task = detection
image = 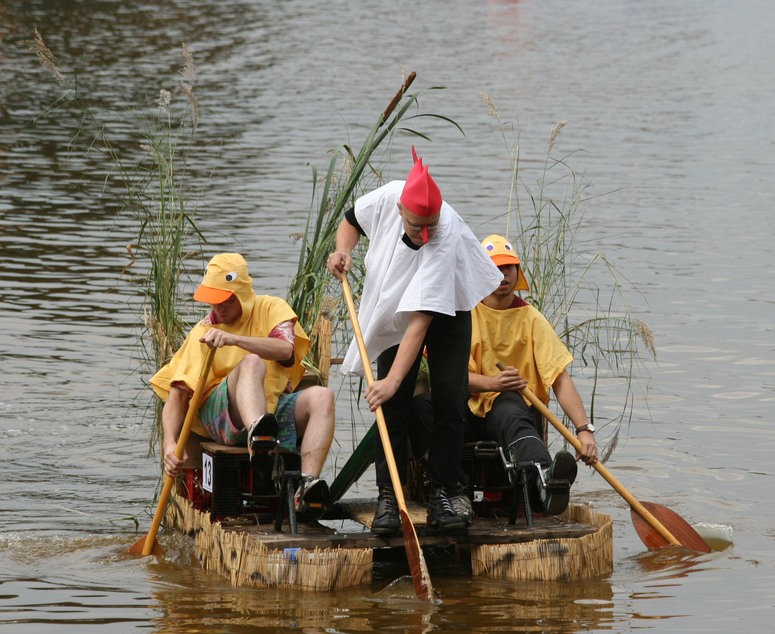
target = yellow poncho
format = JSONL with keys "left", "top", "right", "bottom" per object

{"left": 150, "top": 290, "right": 310, "bottom": 438}
{"left": 468, "top": 300, "right": 573, "bottom": 418}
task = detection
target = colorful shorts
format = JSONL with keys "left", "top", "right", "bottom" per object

{"left": 198, "top": 380, "right": 300, "bottom": 453}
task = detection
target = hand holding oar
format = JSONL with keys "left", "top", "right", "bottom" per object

{"left": 496, "top": 362, "right": 710, "bottom": 553}
{"left": 341, "top": 273, "right": 435, "bottom": 602}
{"left": 130, "top": 347, "right": 216, "bottom": 557}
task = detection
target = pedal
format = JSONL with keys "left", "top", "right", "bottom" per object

{"left": 473, "top": 440, "right": 500, "bottom": 459}
{"left": 296, "top": 479, "right": 331, "bottom": 516}
{"left": 250, "top": 435, "right": 279, "bottom": 454}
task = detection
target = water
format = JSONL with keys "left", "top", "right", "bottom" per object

{"left": 2, "top": 0, "right": 774, "bottom": 631}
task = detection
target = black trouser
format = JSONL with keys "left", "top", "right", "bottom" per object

{"left": 466, "top": 392, "right": 551, "bottom": 468}
{"left": 374, "top": 310, "right": 471, "bottom": 492}
{"left": 413, "top": 391, "right": 552, "bottom": 486}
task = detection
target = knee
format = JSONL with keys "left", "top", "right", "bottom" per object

{"left": 306, "top": 385, "right": 335, "bottom": 415}
{"left": 236, "top": 354, "right": 267, "bottom": 377}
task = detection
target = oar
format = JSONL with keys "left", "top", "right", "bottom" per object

{"left": 341, "top": 274, "right": 435, "bottom": 602}
{"left": 496, "top": 363, "right": 711, "bottom": 553}
{"left": 130, "top": 346, "right": 216, "bottom": 557}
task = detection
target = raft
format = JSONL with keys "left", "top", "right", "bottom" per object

{"left": 163, "top": 439, "right": 613, "bottom": 590}
{"left": 161, "top": 319, "right": 613, "bottom": 590}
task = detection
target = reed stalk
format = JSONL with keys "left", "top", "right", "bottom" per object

{"left": 481, "top": 94, "right": 655, "bottom": 449}
{"left": 287, "top": 73, "right": 464, "bottom": 376}
{"left": 30, "top": 32, "right": 208, "bottom": 451}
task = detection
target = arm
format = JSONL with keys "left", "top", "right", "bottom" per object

{"left": 199, "top": 328, "right": 293, "bottom": 362}
{"left": 364, "top": 311, "right": 433, "bottom": 411}
{"left": 161, "top": 385, "right": 192, "bottom": 477}
{"left": 469, "top": 363, "right": 528, "bottom": 393}
{"left": 326, "top": 218, "right": 362, "bottom": 280}
{"left": 552, "top": 369, "right": 598, "bottom": 464}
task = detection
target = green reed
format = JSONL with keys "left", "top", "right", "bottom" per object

{"left": 287, "top": 72, "right": 464, "bottom": 376}
{"left": 30, "top": 31, "right": 207, "bottom": 449}
{"left": 482, "top": 94, "right": 655, "bottom": 454}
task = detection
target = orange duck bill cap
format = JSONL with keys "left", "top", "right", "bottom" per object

{"left": 193, "top": 253, "right": 253, "bottom": 304}
{"left": 481, "top": 234, "right": 529, "bottom": 291}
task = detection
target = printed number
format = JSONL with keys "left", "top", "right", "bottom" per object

{"left": 202, "top": 453, "right": 214, "bottom": 492}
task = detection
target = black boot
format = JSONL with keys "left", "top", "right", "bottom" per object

{"left": 449, "top": 483, "right": 474, "bottom": 527}
{"left": 372, "top": 486, "right": 400, "bottom": 535}
{"left": 426, "top": 486, "right": 467, "bottom": 531}
{"left": 538, "top": 450, "right": 578, "bottom": 515}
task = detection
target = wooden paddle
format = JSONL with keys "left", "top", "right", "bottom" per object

{"left": 496, "top": 363, "right": 711, "bottom": 553}
{"left": 130, "top": 346, "right": 216, "bottom": 557}
{"left": 341, "top": 274, "right": 435, "bottom": 602}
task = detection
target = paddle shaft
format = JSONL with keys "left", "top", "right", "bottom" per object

{"left": 139, "top": 347, "right": 216, "bottom": 556}
{"left": 341, "top": 274, "right": 433, "bottom": 602}
{"left": 495, "top": 363, "right": 683, "bottom": 548}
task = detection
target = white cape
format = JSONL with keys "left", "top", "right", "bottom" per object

{"left": 341, "top": 181, "right": 502, "bottom": 376}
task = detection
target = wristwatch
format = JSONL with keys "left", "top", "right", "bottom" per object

{"left": 575, "top": 423, "right": 595, "bottom": 435}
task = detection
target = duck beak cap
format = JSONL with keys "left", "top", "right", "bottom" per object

{"left": 400, "top": 146, "right": 442, "bottom": 217}
{"left": 482, "top": 234, "right": 529, "bottom": 291}
{"left": 193, "top": 253, "right": 252, "bottom": 304}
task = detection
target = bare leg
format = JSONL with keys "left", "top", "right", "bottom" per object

{"left": 293, "top": 386, "right": 335, "bottom": 477}
{"left": 226, "top": 354, "right": 268, "bottom": 429}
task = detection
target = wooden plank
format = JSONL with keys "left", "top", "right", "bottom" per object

{"left": 205, "top": 501, "right": 597, "bottom": 552}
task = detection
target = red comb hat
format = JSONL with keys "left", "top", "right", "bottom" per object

{"left": 400, "top": 146, "right": 442, "bottom": 217}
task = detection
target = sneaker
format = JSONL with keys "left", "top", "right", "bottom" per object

{"left": 294, "top": 475, "right": 331, "bottom": 518}
{"left": 247, "top": 413, "right": 278, "bottom": 459}
{"left": 426, "top": 486, "right": 467, "bottom": 531}
{"left": 539, "top": 450, "right": 578, "bottom": 515}
{"left": 449, "top": 484, "right": 473, "bottom": 527}
{"left": 371, "top": 486, "right": 401, "bottom": 535}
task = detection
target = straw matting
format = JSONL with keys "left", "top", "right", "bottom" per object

{"left": 470, "top": 503, "right": 613, "bottom": 581}
{"left": 165, "top": 491, "right": 373, "bottom": 590}
{"left": 340, "top": 500, "right": 428, "bottom": 528}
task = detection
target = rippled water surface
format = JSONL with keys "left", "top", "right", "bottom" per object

{"left": 2, "top": 0, "right": 774, "bottom": 631}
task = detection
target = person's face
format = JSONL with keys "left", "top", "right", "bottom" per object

{"left": 493, "top": 263, "right": 519, "bottom": 296}
{"left": 397, "top": 202, "right": 440, "bottom": 246}
{"left": 210, "top": 293, "right": 242, "bottom": 324}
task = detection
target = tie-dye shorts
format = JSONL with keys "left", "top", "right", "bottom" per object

{"left": 197, "top": 379, "right": 300, "bottom": 453}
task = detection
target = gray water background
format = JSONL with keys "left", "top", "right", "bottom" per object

{"left": 1, "top": 0, "right": 774, "bottom": 631}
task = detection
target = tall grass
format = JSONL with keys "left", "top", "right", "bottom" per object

{"left": 482, "top": 94, "right": 655, "bottom": 455}
{"left": 30, "top": 31, "right": 209, "bottom": 448}
{"left": 288, "top": 72, "right": 464, "bottom": 376}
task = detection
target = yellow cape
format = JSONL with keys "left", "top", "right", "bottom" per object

{"left": 468, "top": 300, "right": 573, "bottom": 418}
{"left": 150, "top": 294, "right": 311, "bottom": 438}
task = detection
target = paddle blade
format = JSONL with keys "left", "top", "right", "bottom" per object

{"left": 400, "top": 509, "right": 434, "bottom": 602}
{"left": 631, "top": 501, "right": 712, "bottom": 553}
{"left": 129, "top": 534, "right": 164, "bottom": 558}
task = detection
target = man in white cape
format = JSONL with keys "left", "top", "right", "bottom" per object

{"left": 327, "top": 147, "right": 502, "bottom": 534}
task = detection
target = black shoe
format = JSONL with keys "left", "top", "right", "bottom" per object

{"left": 372, "top": 486, "right": 400, "bottom": 535}
{"left": 247, "top": 413, "right": 279, "bottom": 459}
{"left": 539, "top": 450, "right": 578, "bottom": 515}
{"left": 294, "top": 475, "right": 331, "bottom": 519}
{"left": 449, "top": 484, "right": 474, "bottom": 527}
{"left": 426, "top": 486, "right": 467, "bottom": 531}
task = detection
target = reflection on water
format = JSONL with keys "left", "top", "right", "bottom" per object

{"left": 2, "top": 0, "right": 774, "bottom": 631}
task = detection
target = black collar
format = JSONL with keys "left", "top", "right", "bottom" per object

{"left": 401, "top": 233, "right": 421, "bottom": 250}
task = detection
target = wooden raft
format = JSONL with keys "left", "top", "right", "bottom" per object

{"left": 165, "top": 490, "right": 373, "bottom": 590}
{"left": 165, "top": 490, "right": 612, "bottom": 589}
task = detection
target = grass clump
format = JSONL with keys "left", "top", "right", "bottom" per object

{"left": 481, "top": 94, "right": 655, "bottom": 456}
{"left": 288, "top": 72, "right": 464, "bottom": 378}
{"left": 29, "top": 30, "right": 210, "bottom": 448}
